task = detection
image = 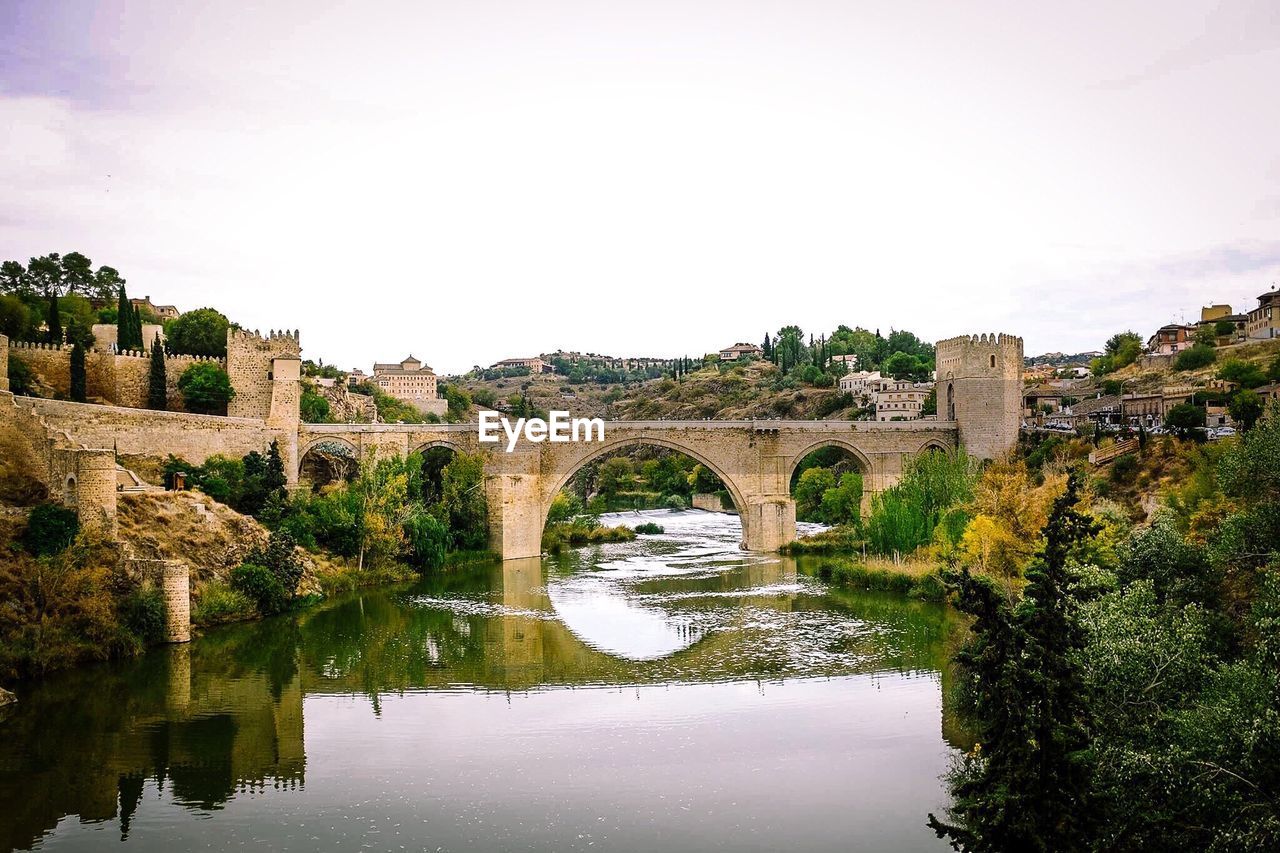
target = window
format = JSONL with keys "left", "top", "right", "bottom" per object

{"left": 989, "top": 354, "right": 996, "bottom": 368}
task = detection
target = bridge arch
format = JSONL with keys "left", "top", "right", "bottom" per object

{"left": 539, "top": 435, "right": 750, "bottom": 538}
{"left": 785, "top": 438, "right": 874, "bottom": 487}
{"left": 408, "top": 438, "right": 466, "bottom": 457}
{"left": 298, "top": 437, "right": 360, "bottom": 488}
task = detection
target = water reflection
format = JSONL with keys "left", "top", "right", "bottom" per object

{"left": 0, "top": 510, "right": 964, "bottom": 852}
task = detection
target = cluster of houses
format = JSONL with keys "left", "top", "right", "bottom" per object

{"left": 1147, "top": 288, "right": 1280, "bottom": 355}
{"left": 837, "top": 371, "right": 933, "bottom": 421}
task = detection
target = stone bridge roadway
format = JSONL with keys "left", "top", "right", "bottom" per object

{"left": 300, "top": 419, "right": 958, "bottom": 559}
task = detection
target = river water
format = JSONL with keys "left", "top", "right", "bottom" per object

{"left": 0, "top": 509, "right": 964, "bottom": 852}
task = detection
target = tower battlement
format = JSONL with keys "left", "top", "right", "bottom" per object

{"left": 935, "top": 332, "right": 1023, "bottom": 460}
{"left": 226, "top": 327, "right": 301, "bottom": 422}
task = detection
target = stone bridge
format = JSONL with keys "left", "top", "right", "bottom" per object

{"left": 299, "top": 419, "right": 960, "bottom": 558}
{"left": 3, "top": 329, "right": 1022, "bottom": 562}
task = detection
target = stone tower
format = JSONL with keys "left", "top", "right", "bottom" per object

{"left": 935, "top": 332, "right": 1023, "bottom": 460}
{"left": 226, "top": 328, "right": 302, "bottom": 424}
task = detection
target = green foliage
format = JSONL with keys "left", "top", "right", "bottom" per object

{"left": 165, "top": 307, "right": 230, "bottom": 357}
{"left": 442, "top": 384, "right": 472, "bottom": 422}
{"left": 0, "top": 293, "right": 37, "bottom": 341}
{"left": 634, "top": 522, "right": 664, "bottom": 534}
{"left": 21, "top": 503, "right": 80, "bottom": 556}
{"left": 190, "top": 581, "right": 255, "bottom": 626}
{"left": 1164, "top": 402, "right": 1205, "bottom": 438}
{"left": 819, "top": 472, "right": 864, "bottom": 527}
{"left": 0, "top": 251, "right": 125, "bottom": 300}
{"left": 1174, "top": 343, "right": 1216, "bottom": 371}
{"left": 433, "top": 452, "right": 489, "bottom": 550}
{"left": 1091, "top": 332, "right": 1143, "bottom": 375}
{"left": 178, "top": 361, "right": 234, "bottom": 414}
{"left": 1218, "top": 357, "right": 1268, "bottom": 389}
{"left": 230, "top": 563, "right": 287, "bottom": 615}
{"left": 147, "top": 333, "right": 167, "bottom": 410}
{"left": 68, "top": 340, "right": 86, "bottom": 402}
{"left": 865, "top": 450, "right": 979, "bottom": 555}
{"left": 7, "top": 353, "right": 36, "bottom": 396}
{"left": 300, "top": 385, "right": 333, "bottom": 423}
{"left": 794, "top": 467, "right": 836, "bottom": 521}
{"left": 245, "top": 528, "right": 303, "bottom": 599}
{"left": 1228, "top": 389, "right": 1264, "bottom": 431}
{"left": 930, "top": 474, "right": 1098, "bottom": 851}
{"left": 1213, "top": 318, "right": 1237, "bottom": 338}
{"left": 120, "top": 583, "right": 167, "bottom": 645}
{"left": 403, "top": 511, "right": 449, "bottom": 571}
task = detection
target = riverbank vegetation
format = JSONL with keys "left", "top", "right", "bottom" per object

{"left": 926, "top": 406, "right": 1280, "bottom": 850}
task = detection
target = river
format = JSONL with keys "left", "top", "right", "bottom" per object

{"left": 0, "top": 509, "right": 965, "bottom": 852}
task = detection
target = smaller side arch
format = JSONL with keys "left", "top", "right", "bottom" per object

{"left": 408, "top": 438, "right": 466, "bottom": 458}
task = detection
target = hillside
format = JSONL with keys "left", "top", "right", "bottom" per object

{"left": 454, "top": 359, "right": 866, "bottom": 421}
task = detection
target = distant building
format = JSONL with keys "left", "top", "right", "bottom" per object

{"left": 875, "top": 381, "right": 931, "bottom": 422}
{"left": 370, "top": 355, "right": 447, "bottom": 416}
{"left": 1146, "top": 324, "right": 1196, "bottom": 355}
{"left": 828, "top": 353, "right": 858, "bottom": 372}
{"left": 348, "top": 368, "right": 368, "bottom": 385}
{"left": 492, "top": 357, "right": 551, "bottom": 374}
{"left": 132, "top": 296, "right": 180, "bottom": 320}
{"left": 838, "top": 370, "right": 884, "bottom": 400}
{"left": 718, "top": 342, "right": 763, "bottom": 361}
{"left": 1196, "top": 304, "right": 1246, "bottom": 343}
{"left": 1246, "top": 288, "right": 1280, "bottom": 340}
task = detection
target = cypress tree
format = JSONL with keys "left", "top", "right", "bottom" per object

{"left": 147, "top": 333, "right": 167, "bottom": 410}
{"left": 47, "top": 294, "right": 62, "bottom": 344}
{"left": 265, "top": 439, "right": 287, "bottom": 493}
{"left": 929, "top": 473, "right": 1098, "bottom": 851}
{"left": 70, "top": 340, "right": 86, "bottom": 401}
{"left": 132, "top": 302, "right": 144, "bottom": 351}
{"left": 116, "top": 286, "right": 132, "bottom": 350}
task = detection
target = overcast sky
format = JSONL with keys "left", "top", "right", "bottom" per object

{"left": 3, "top": 1, "right": 1279, "bottom": 373}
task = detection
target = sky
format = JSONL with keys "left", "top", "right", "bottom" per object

{"left": 2, "top": 0, "right": 1279, "bottom": 373}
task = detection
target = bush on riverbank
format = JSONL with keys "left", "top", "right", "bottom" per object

{"left": 634, "top": 522, "right": 664, "bottom": 535}
{"left": 542, "top": 516, "right": 637, "bottom": 554}
{"left": 809, "top": 556, "right": 950, "bottom": 602}
{"left": 190, "top": 580, "right": 255, "bottom": 626}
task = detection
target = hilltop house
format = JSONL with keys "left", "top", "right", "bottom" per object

{"left": 1246, "top": 288, "right": 1280, "bottom": 340}
{"left": 718, "top": 342, "right": 763, "bottom": 361}
{"left": 1146, "top": 324, "right": 1196, "bottom": 355}
{"left": 492, "top": 356, "right": 551, "bottom": 374}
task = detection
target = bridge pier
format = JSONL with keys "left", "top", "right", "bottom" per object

{"left": 487, "top": 472, "right": 544, "bottom": 560}
{"left": 740, "top": 497, "right": 796, "bottom": 552}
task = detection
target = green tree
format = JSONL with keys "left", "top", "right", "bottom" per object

{"left": 1193, "top": 324, "right": 1218, "bottom": 347}
{"left": 433, "top": 451, "right": 489, "bottom": 550}
{"left": 1164, "top": 402, "right": 1205, "bottom": 439}
{"left": 0, "top": 294, "right": 36, "bottom": 341}
{"left": 929, "top": 474, "right": 1098, "bottom": 852}
{"left": 819, "top": 472, "right": 863, "bottom": 527}
{"left": 178, "top": 361, "right": 235, "bottom": 414}
{"left": 165, "top": 308, "right": 230, "bottom": 357}
{"left": 1218, "top": 358, "right": 1268, "bottom": 389}
{"left": 300, "top": 386, "right": 332, "bottom": 423}
{"left": 794, "top": 467, "right": 836, "bottom": 522}
{"left": 46, "top": 293, "right": 61, "bottom": 344}
{"left": 1174, "top": 344, "right": 1215, "bottom": 371}
{"left": 1213, "top": 318, "right": 1237, "bottom": 338}
{"left": 1229, "top": 389, "right": 1265, "bottom": 431}
{"left": 115, "top": 286, "right": 136, "bottom": 350}
{"left": 147, "top": 333, "right": 167, "bottom": 410}
{"left": 69, "top": 340, "right": 86, "bottom": 402}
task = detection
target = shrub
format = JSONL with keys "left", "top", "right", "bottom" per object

{"left": 663, "top": 494, "right": 688, "bottom": 510}
{"left": 165, "top": 307, "right": 230, "bottom": 357}
{"left": 191, "top": 580, "right": 255, "bottom": 625}
{"left": 230, "top": 563, "right": 287, "bottom": 615}
{"left": 21, "top": 503, "right": 79, "bottom": 556}
{"left": 120, "top": 583, "right": 167, "bottom": 644}
{"left": 178, "top": 361, "right": 235, "bottom": 414}
{"left": 403, "top": 511, "right": 448, "bottom": 571}
{"left": 1173, "top": 344, "right": 1216, "bottom": 371}
{"left": 635, "top": 522, "right": 665, "bottom": 534}
{"left": 1110, "top": 453, "right": 1139, "bottom": 483}
{"left": 245, "top": 529, "right": 304, "bottom": 599}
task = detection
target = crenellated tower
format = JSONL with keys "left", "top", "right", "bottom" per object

{"left": 226, "top": 328, "right": 302, "bottom": 426}
{"left": 934, "top": 332, "right": 1023, "bottom": 460}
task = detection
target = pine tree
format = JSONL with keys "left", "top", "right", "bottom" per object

{"left": 763, "top": 333, "right": 773, "bottom": 360}
{"left": 929, "top": 473, "right": 1098, "bottom": 852}
{"left": 147, "top": 333, "right": 167, "bottom": 410}
{"left": 47, "top": 294, "right": 62, "bottom": 344}
{"left": 265, "top": 439, "right": 288, "bottom": 493}
{"left": 70, "top": 340, "right": 86, "bottom": 401}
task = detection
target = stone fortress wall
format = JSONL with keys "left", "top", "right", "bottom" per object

{"left": 7, "top": 339, "right": 223, "bottom": 411}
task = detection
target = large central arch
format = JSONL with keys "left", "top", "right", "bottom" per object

{"left": 538, "top": 435, "right": 751, "bottom": 545}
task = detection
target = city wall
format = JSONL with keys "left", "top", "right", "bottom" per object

{"left": 7, "top": 340, "right": 223, "bottom": 411}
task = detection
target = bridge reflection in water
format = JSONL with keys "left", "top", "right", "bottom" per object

{"left": 0, "top": 513, "right": 969, "bottom": 851}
